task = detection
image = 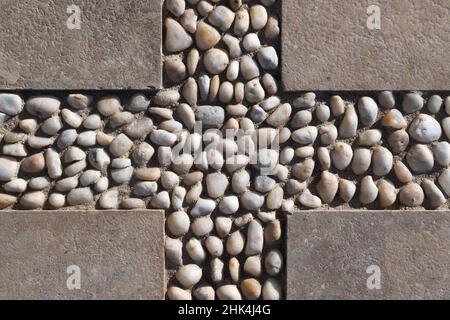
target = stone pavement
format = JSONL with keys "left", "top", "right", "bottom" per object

{"left": 0, "top": 0, "right": 161, "bottom": 89}
{"left": 287, "top": 211, "right": 450, "bottom": 300}
{"left": 0, "top": 0, "right": 449, "bottom": 301}
{"left": 282, "top": 0, "right": 450, "bottom": 91}
{"left": 0, "top": 210, "right": 165, "bottom": 300}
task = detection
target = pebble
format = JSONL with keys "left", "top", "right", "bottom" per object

{"left": 265, "top": 250, "right": 283, "bottom": 276}
{"left": 408, "top": 114, "right": 441, "bottom": 143}
{"left": 438, "top": 168, "right": 450, "bottom": 197}
{"left": 422, "top": 180, "right": 446, "bottom": 208}
{"left": 377, "top": 179, "right": 397, "bottom": 208}
{"left": 263, "top": 278, "right": 281, "bottom": 300}
{"left": 250, "top": 5, "right": 268, "bottom": 30}
{"left": 205, "top": 236, "right": 224, "bottom": 257}
{"left": 402, "top": 93, "right": 424, "bottom": 114}
{"left": 406, "top": 144, "right": 434, "bottom": 174}
{"left": 126, "top": 93, "right": 150, "bottom": 113}
{"left": 153, "top": 90, "right": 180, "bottom": 107}
{"left": 292, "top": 158, "right": 315, "bottom": 181}
{"left": 319, "top": 125, "right": 338, "bottom": 145}
{"left": 164, "top": 18, "right": 193, "bottom": 53}
{"left": 330, "top": 95, "right": 345, "bottom": 116}
{"left": 393, "top": 161, "right": 413, "bottom": 183}
{"left": 196, "top": 106, "right": 225, "bottom": 127}
{"left": 67, "top": 94, "right": 92, "bottom": 110}
{"left": 316, "top": 104, "right": 330, "bottom": 122}
{"left": 257, "top": 46, "right": 278, "bottom": 70}
{"left": 399, "top": 183, "right": 424, "bottom": 207}
{"left": 20, "top": 191, "right": 46, "bottom": 209}
{"left": 25, "top": 96, "right": 60, "bottom": 118}
{"left": 96, "top": 96, "right": 122, "bottom": 117}
{"left": 234, "top": 7, "right": 249, "bottom": 36}
{"left": 241, "top": 191, "right": 265, "bottom": 211}
{"left": 21, "top": 153, "right": 45, "bottom": 173}
{"left": 215, "top": 217, "right": 232, "bottom": 238}
{"left": 167, "top": 210, "right": 190, "bottom": 237}
{"left": 88, "top": 148, "right": 110, "bottom": 171}
{"left": 191, "top": 198, "right": 216, "bottom": 217}
{"left": 298, "top": 189, "right": 322, "bottom": 208}
{"left": 351, "top": 148, "right": 372, "bottom": 175}
{"left": 28, "top": 177, "right": 50, "bottom": 190}
{"left": 176, "top": 264, "right": 202, "bottom": 289}
{"left": 3, "top": 144, "right": 27, "bottom": 157}
{"left": 292, "top": 126, "right": 318, "bottom": 145}
{"left": 0, "top": 93, "right": 24, "bottom": 115}
{"left": 331, "top": 143, "right": 353, "bottom": 170}
{"left": 203, "top": 49, "right": 229, "bottom": 74}
{"left": 3, "top": 179, "right": 28, "bottom": 193}
{"left": 19, "top": 119, "right": 38, "bottom": 133}
{"left": 245, "top": 220, "right": 264, "bottom": 255}
{"left": 191, "top": 216, "right": 213, "bottom": 237}
{"left": 219, "top": 196, "right": 239, "bottom": 215}
{"left": 186, "top": 238, "right": 206, "bottom": 264}
{"left": 167, "top": 287, "right": 191, "bottom": 300}
{"left": 49, "top": 193, "right": 66, "bottom": 208}
{"left": 372, "top": 146, "right": 393, "bottom": 176}
{"left": 42, "top": 116, "right": 63, "bottom": 135}
{"left": 427, "top": 95, "right": 443, "bottom": 113}
{"left": 381, "top": 109, "right": 407, "bottom": 129}
{"left": 339, "top": 105, "right": 358, "bottom": 138}
{"left": 241, "top": 279, "right": 261, "bottom": 300}
{"left": 67, "top": 188, "right": 94, "bottom": 206}
{"left": 208, "top": 5, "right": 235, "bottom": 31}
{"left": 61, "top": 109, "right": 82, "bottom": 128}
{"left": 0, "top": 193, "right": 17, "bottom": 209}
{"left": 245, "top": 79, "right": 265, "bottom": 103}
{"left": 317, "top": 171, "right": 339, "bottom": 204}
{"left": 339, "top": 179, "right": 356, "bottom": 203}
{"left": 227, "top": 231, "right": 245, "bottom": 256}
{"left": 99, "top": 190, "right": 119, "bottom": 209}
{"left": 359, "top": 176, "right": 378, "bottom": 205}
{"left": 433, "top": 142, "right": 450, "bottom": 167}
{"left": 194, "top": 287, "right": 215, "bottom": 301}
{"left": 216, "top": 285, "right": 242, "bottom": 300}
{"left": 181, "top": 10, "right": 197, "bottom": 34}
{"left": 166, "top": 0, "right": 185, "bottom": 17}
{"left": 357, "top": 97, "right": 378, "bottom": 127}
{"left": 165, "top": 237, "right": 183, "bottom": 267}
{"left": 211, "top": 258, "right": 224, "bottom": 283}
{"left": 388, "top": 130, "right": 410, "bottom": 154}
{"left": 378, "top": 91, "right": 395, "bottom": 109}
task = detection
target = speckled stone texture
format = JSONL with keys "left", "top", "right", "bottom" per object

{"left": 282, "top": 0, "right": 450, "bottom": 91}
{"left": 0, "top": 0, "right": 161, "bottom": 90}
{"left": 287, "top": 211, "right": 450, "bottom": 300}
{"left": 0, "top": 210, "right": 165, "bottom": 300}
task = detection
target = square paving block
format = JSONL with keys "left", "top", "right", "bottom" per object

{"left": 282, "top": 0, "right": 450, "bottom": 91}
{"left": 0, "top": 0, "right": 161, "bottom": 89}
{"left": 0, "top": 210, "right": 165, "bottom": 300}
{"left": 287, "top": 211, "right": 450, "bottom": 300}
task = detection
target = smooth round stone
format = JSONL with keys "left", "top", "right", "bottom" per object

{"left": 19, "top": 119, "right": 38, "bottom": 133}
{"left": 393, "top": 161, "right": 413, "bottom": 184}
{"left": 191, "top": 216, "right": 214, "bottom": 237}
{"left": 408, "top": 114, "right": 441, "bottom": 143}
{"left": 153, "top": 90, "right": 180, "bottom": 107}
{"left": 266, "top": 185, "right": 283, "bottom": 209}
{"left": 125, "top": 118, "right": 153, "bottom": 140}
{"left": 439, "top": 168, "right": 450, "bottom": 197}
{"left": 406, "top": 144, "right": 434, "bottom": 173}
{"left": 339, "top": 105, "right": 358, "bottom": 138}
{"left": 165, "top": 237, "right": 183, "bottom": 267}
{"left": 21, "top": 153, "right": 45, "bottom": 173}
{"left": 433, "top": 142, "right": 450, "bottom": 167}
{"left": 67, "top": 188, "right": 94, "bottom": 206}
{"left": 3, "top": 178, "right": 27, "bottom": 193}
{"left": 48, "top": 193, "right": 66, "bottom": 208}
{"left": 427, "top": 95, "right": 443, "bottom": 113}
{"left": 219, "top": 196, "right": 239, "bottom": 215}
{"left": 99, "top": 190, "right": 119, "bottom": 209}
{"left": 351, "top": 148, "right": 372, "bottom": 175}
{"left": 176, "top": 264, "right": 202, "bottom": 289}
{"left": 319, "top": 125, "right": 338, "bottom": 145}
{"left": 112, "top": 158, "right": 131, "bottom": 169}
{"left": 161, "top": 171, "right": 179, "bottom": 191}
{"left": 28, "top": 177, "right": 50, "bottom": 190}
{"left": 231, "top": 170, "right": 250, "bottom": 194}
{"left": 257, "top": 46, "right": 278, "bottom": 70}
{"left": 167, "top": 287, "right": 192, "bottom": 300}
{"left": 0, "top": 193, "right": 17, "bottom": 209}
{"left": 250, "top": 5, "right": 268, "bottom": 30}
{"left": 245, "top": 79, "right": 265, "bottom": 103}
{"left": 292, "top": 126, "right": 318, "bottom": 144}
{"left": 372, "top": 146, "right": 393, "bottom": 176}
{"left": 109, "top": 134, "right": 133, "bottom": 157}
{"left": 331, "top": 143, "right": 353, "bottom": 170}
{"left": 263, "top": 278, "right": 282, "bottom": 300}
{"left": 266, "top": 103, "right": 291, "bottom": 127}
{"left": 217, "top": 285, "right": 242, "bottom": 300}
{"left": 359, "top": 176, "right": 378, "bottom": 205}
{"left": 317, "top": 171, "right": 339, "bottom": 204}
{"left": 250, "top": 105, "right": 267, "bottom": 123}
{"left": 205, "top": 236, "right": 224, "bottom": 257}
{"left": 215, "top": 217, "right": 232, "bottom": 238}
{"left": 191, "top": 198, "right": 216, "bottom": 217}
{"left": 265, "top": 250, "right": 283, "bottom": 276}
{"left": 94, "top": 177, "right": 109, "bottom": 193}
{"left": 422, "top": 180, "right": 446, "bottom": 208}
{"left": 357, "top": 97, "right": 378, "bottom": 127}
{"left": 378, "top": 91, "right": 395, "bottom": 109}
{"left": 223, "top": 34, "right": 241, "bottom": 59}
{"left": 377, "top": 179, "right": 397, "bottom": 208}
{"left": 57, "top": 129, "right": 78, "bottom": 149}
{"left": 261, "top": 73, "right": 278, "bottom": 96}
{"left": 228, "top": 257, "right": 239, "bottom": 283}
{"left": 381, "top": 109, "right": 407, "bottom": 129}
{"left": 208, "top": 5, "right": 235, "bottom": 31}
{"left": 240, "top": 55, "right": 260, "bottom": 80}
{"left": 167, "top": 210, "right": 190, "bottom": 237}
{"left": 402, "top": 93, "right": 424, "bottom": 114}
{"left": 317, "top": 147, "right": 331, "bottom": 170}
{"left": 388, "top": 130, "right": 410, "bottom": 153}
{"left": 280, "top": 147, "right": 295, "bottom": 165}
{"left": 80, "top": 170, "right": 101, "bottom": 186}
{"left": 110, "top": 111, "right": 136, "bottom": 128}
{"left": 88, "top": 148, "right": 110, "bottom": 171}
{"left": 164, "top": 57, "right": 187, "bottom": 83}
{"left": 164, "top": 18, "right": 193, "bottom": 53}
{"left": 292, "top": 158, "right": 315, "bottom": 181}
{"left": 203, "top": 49, "right": 229, "bottom": 74}
{"left": 265, "top": 219, "right": 281, "bottom": 246}
{"left": 293, "top": 92, "right": 316, "bottom": 109}
{"left": 83, "top": 114, "right": 102, "bottom": 129}
{"left": 443, "top": 117, "right": 450, "bottom": 140}
{"left": 185, "top": 238, "right": 206, "bottom": 264}
{"left": 265, "top": 16, "right": 280, "bottom": 39}
{"left": 3, "top": 143, "right": 27, "bottom": 157}
{"left": 234, "top": 7, "right": 249, "bottom": 35}
{"left": 26, "top": 96, "right": 60, "bottom": 118}
{"left": 20, "top": 191, "right": 46, "bottom": 209}
{"left": 241, "top": 279, "right": 261, "bottom": 300}
{"left": 245, "top": 220, "right": 264, "bottom": 255}
{"left": 243, "top": 33, "right": 261, "bottom": 52}
{"left": 67, "top": 94, "right": 92, "bottom": 110}
{"left": 339, "top": 179, "right": 356, "bottom": 203}
{"left": 132, "top": 181, "right": 157, "bottom": 197}
{"left": 315, "top": 104, "right": 330, "bottom": 122}
{"left": 0, "top": 93, "right": 24, "bottom": 115}
{"left": 166, "top": 0, "right": 185, "bottom": 17}
{"left": 399, "top": 183, "right": 424, "bottom": 207}
{"left": 330, "top": 95, "right": 345, "bottom": 117}
{"left": 298, "top": 189, "right": 322, "bottom": 208}
{"left": 55, "top": 177, "right": 79, "bottom": 193}
{"left": 125, "top": 93, "right": 151, "bottom": 113}
{"left": 194, "top": 287, "right": 215, "bottom": 301}
{"left": 359, "top": 129, "right": 382, "bottom": 146}
{"left": 64, "top": 160, "right": 87, "bottom": 177}
{"left": 226, "top": 231, "right": 245, "bottom": 256}
{"left": 241, "top": 191, "right": 265, "bottom": 211}
{"left": 181, "top": 9, "right": 197, "bottom": 34}
{"left": 61, "top": 109, "right": 82, "bottom": 128}
{"left": 226, "top": 60, "right": 239, "bottom": 81}
{"left": 96, "top": 96, "right": 122, "bottom": 117}
{"left": 150, "top": 191, "right": 171, "bottom": 209}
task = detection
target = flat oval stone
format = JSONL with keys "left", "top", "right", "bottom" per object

{"left": 406, "top": 144, "right": 434, "bottom": 173}
{"left": 408, "top": 114, "right": 442, "bottom": 143}
{"left": 0, "top": 93, "right": 24, "bottom": 115}
{"left": 26, "top": 96, "right": 60, "bottom": 118}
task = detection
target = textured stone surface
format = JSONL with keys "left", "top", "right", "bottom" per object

{"left": 0, "top": 0, "right": 161, "bottom": 89}
{"left": 288, "top": 211, "right": 450, "bottom": 300}
{"left": 0, "top": 210, "right": 165, "bottom": 300}
{"left": 282, "top": 0, "right": 450, "bottom": 91}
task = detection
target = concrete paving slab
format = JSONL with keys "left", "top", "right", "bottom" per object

{"left": 0, "top": 210, "right": 165, "bottom": 300}
{"left": 287, "top": 211, "right": 450, "bottom": 300}
{"left": 0, "top": 0, "right": 161, "bottom": 90}
{"left": 282, "top": 0, "right": 450, "bottom": 91}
